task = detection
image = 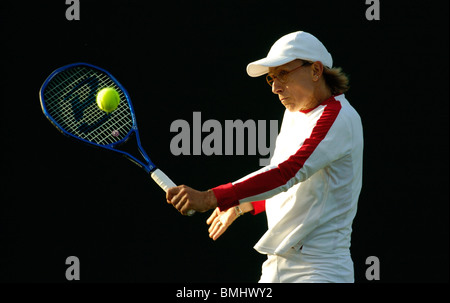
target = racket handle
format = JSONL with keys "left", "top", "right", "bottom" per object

{"left": 151, "top": 169, "right": 195, "bottom": 216}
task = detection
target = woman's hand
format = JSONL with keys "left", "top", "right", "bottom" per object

{"left": 166, "top": 185, "right": 217, "bottom": 215}
{"left": 206, "top": 207, "right": 239, "bottom": 240}
{"left": 206, "top": 202, "right": 253, "bottom": 240}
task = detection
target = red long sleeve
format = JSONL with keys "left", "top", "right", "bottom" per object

{"left": 250, "top": 200, "right": 266, "bottom": 215}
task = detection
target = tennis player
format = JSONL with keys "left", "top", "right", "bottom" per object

{"left": 167, "top": 31, "right": 363, "bottom": 283}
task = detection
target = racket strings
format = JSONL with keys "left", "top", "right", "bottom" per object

{"left": 43, "top": 66, "right": 134, "bottom": 146}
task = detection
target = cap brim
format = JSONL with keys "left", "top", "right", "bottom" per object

{"left": 246, "top": 56, "right": 295, "bottom": 77}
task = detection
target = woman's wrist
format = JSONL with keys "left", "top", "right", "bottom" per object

{"left": 237, "top": 202, "right": 254, "bottom": 214}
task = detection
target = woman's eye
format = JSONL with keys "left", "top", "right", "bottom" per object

{"left": 278, "top": 70, "right": 289, "bottom": 78}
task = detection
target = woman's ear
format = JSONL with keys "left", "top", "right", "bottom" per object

{"left": 311, "top": 61, "right": 324, "bottom": 81}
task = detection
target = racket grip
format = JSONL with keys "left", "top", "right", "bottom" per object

{"left": 151, "top": 169, "right": 195, "bottom": 216}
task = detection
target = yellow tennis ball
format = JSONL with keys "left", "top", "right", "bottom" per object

{"left": 96, "top": 87, "right": 120, "bottom": 113}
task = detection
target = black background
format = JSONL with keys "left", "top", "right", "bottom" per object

{"left": 0, "top": 0, "right": 448, "bottom": 285}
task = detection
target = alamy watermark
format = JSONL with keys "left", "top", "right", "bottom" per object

{"left": 365, "top": 0, "right": 381, "bottom": 21}
{"left": 365, "top": 256, "right": 380, "bottom": 280}
{"left": 65, "top": 0, "right": 80, "bottom": 21}
{"left": 170, "top": 112, "right": 278, "bottom": 166}
{"left": 65, "top": 256, "right": 80, "bottom": 280}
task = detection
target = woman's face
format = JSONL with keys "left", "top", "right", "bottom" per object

{"left": 268, "top": 60, "right": 323, "bottom": 112}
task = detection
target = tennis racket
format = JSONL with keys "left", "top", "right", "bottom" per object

{"left": 39, "top": 62, "right": 195, "bottom": 216}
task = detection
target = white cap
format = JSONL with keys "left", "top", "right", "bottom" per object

{"left": 246, "top": 31, "right": 333, "bottom": 77}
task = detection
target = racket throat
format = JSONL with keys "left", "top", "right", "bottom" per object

{"left": 115, "top": 131, "right": 155, "bottom": 173}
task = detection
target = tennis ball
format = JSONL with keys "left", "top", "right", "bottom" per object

{"left": 96, "top": 87, "right": 120, "bottom": 113}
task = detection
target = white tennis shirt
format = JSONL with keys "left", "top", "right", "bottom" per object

{"left": 213, "top": 94, "right": 363, "bottom": 256}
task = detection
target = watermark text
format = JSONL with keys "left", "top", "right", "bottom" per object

{"left": 170, "top": 112, "right": 278, "bottom": 166}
